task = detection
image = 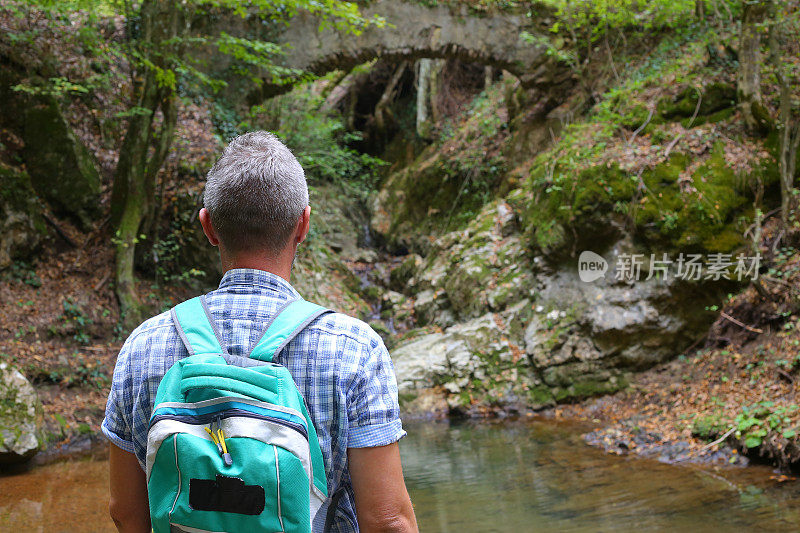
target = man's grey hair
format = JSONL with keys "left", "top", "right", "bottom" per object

{"left": 204, "top": 131, "right": 309, "bottom": 253}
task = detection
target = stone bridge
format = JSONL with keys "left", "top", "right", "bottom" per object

{"left": 248, "top": 0, "right": 554, "bottom": 97}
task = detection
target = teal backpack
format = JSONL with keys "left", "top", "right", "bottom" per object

{"left": 146, "top": 295, "right": 333, "bottom": 533}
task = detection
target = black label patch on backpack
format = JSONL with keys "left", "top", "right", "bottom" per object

{"left": 189, "top": 475, "right": 265, "bottom": 515}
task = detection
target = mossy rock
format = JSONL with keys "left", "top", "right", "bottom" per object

{"left": 527, "top": 385, "right": 556, "bottom": 408}
{"left": 389, "top": 254, "right": 422, "bottom": 292}
{"left": 549, "top": 372, "right": 628, "bottom": 402}
{"left": 542, "top": 361, "right": 628, "bottom": 399}
{"left": 658, "top": 83, "right": 737, "bottom": 122}
{"left": 524, "top": 162, "right": 632, "bottom": 255}
{"left": 525, "top": 144, "right": 756, "bottom": 256}
{"left": 443, "top": 253, "right": 493, "bottom": 319}
{"left": 0, "top": 164, "right": 47, "bottom": 270}
{"left": 0, "top": 362, "right": 44, "bottom": 465}
{"left": 18, "top": 93, "right": 101, "bottom": 228}
{"left": 636, "top": 145, "right": 749, "bottom": 253}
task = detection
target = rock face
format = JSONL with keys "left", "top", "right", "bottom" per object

{"left": 0, "top": 67, "right": 101, "bottom": 228}
{"left": 0, "top": 164, "right": 47, "bottom": 270}
{"left": 386, "top": 198, "right": 722, "bottom": 414}
{"left": 392, "top": 312, "right": 529, "bottom": 414}
{"left": 20, "top": 94, "right": 101, "bottom": 227}
{"left": 0, "top": 363, "right": 43, "bottom": 465}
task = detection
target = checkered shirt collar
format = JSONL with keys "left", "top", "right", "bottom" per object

{"left": 218, "top": 268, "right": 301, "bottom": 299}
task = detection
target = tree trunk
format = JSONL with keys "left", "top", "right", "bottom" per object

{"left": 695, "top": 0, "right": 706, "bottom": 20}
{"left": 416, "top": 59, "right": 431, "bottom": 138}
{"left": 140, "top": 96, "right": 178, "bottom": 244}
{"left": 374, "top": 61, "right": 407, "bottom": 135}
{"left": 111, "top": 0, "right": 183, "bottom": 329}
{"left": 415, "top": 58, "right": 443, "bottom": 139}
{"left": 737, "top": 0, "right": 770, "bottom": 135}
{"left": 767, "top": 9, "right": 800, "bottom": 239}
{"left": 776, "top": 78, "right": 800, "bottom": 234}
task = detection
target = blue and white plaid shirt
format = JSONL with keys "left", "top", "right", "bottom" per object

{"left": 102, "top": 268, "right": 406, "bottom": 532}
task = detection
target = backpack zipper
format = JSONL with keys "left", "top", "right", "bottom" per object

{"left": 150, "top": 408, "right": 309, "bottom": 441}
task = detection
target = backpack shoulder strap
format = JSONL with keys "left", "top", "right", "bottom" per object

{"left": 171, "top": 295, "right": 227, "bottom": 356}
{"left": 246, "top": 299, "right": 330, "bottom": 362}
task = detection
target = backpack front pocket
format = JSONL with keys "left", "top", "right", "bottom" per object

{"left": 147, "top": 397, "right": 317, "bottom": 533}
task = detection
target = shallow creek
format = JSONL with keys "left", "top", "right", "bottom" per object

{"left": 2, "top": 419, "right": 800, "bottom": 532}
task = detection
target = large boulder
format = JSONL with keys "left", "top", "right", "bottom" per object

{"left": 0, "top": 363, "right": 43, "bottom": 465}
{"left": 406, "top": 200, "right": 536, "bottom": 326}
{"left": 0, "top": 67, "right": 101, "bottom": 228}
{"left": 392, "top": 312, "right": 534, "bottom": 413}
{"left": 20, "top": 94, "right": 101, "bottom": 227}
{"left": 0, "top": 164, "right": 47, "bottom": 269}
{"left": 528, "top": 243, "right": 720, "bottom": 372}
{"left": 391, "top": 201, "right": 724, "bottom": 413}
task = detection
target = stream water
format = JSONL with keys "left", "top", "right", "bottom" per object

{"left": 2, "top": 419, "right": 800, "bottom": 532}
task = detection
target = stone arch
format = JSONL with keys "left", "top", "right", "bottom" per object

{"left": 251, "top": 0, "right": 553, "bottom": 100}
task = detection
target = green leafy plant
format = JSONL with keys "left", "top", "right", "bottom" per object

{"left": 61, "top": 298, "right": 93, "bottom": 344}
{"left": 734, "top": 401, "right": 799, "bottom": 449}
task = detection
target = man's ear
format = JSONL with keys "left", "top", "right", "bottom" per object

{"left": 199, "top": 208, "right": 220, "bottom": 247}
{"left": 296, "top": 206, "right": 311, "bottom": 245}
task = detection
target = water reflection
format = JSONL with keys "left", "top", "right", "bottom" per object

{"left": 1, "top": 420, "right": 800, "bottom": 532}
{"left": 0, "top": 448, "right": 114, "bottom": 532}
{"left": 400, "top": 419, "right": 800, "bottom": 532}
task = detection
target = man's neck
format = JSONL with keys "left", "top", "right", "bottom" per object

{"left": 220, "top": 249, "right": 294, "bottom": 283}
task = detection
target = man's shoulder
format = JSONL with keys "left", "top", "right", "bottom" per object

{"left": 124, "top": 309, "right": 177, "bottom": 348}
{"left": 307, "top": 310, "right": 384, "bottom": 352}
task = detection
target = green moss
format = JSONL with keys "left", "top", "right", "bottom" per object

{"left": 528, "top": 385, "right": 555, "bottom": 407}
{"left": 524, "top": 137, "right": 761, "bottom": 256}
{"left": 628, "top": 144, "right": 753, "bottom": 253}
{"left": 552, "top": 375, "right": 626, "bottom": 402}
{"left": 389, "top": 254, "right": 420, "bottom": 291}
{"left": 524, "top": 160, "right": 638, "bottom": 254}
{"left": 487, "top": 268, "right": 530, "bottom": 311}
{"left": 691, "top": 412, "right": 725, "bottom": 440}
{"left": 658, "top": 83, "right": 737, "bottom": 122}
{"left": 442, "top": 252, "right": 496, "bottom": 318}
{"left": 398, "top": 392, "right": 419, "bottom": 406}
{"left": 375, "top": 86, "right": 508, "bottom": 246}
{"left": 20, "top": 94, "right": 101, "bottom": 228}
{"left": 0, "top": 164, "right": 47, "bottom": 268}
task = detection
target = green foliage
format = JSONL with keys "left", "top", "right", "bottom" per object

{"left": 12, "top": 77, "right": 89, "bottom": 97}
{"left": 543, "top": 0, "right": 696, "bottom": 34}
{"left": 691, "top": 411, "right": 725, "bottom": 440}
{"left": 60, "top": 298, "right": 93, "bottom": 344}
{"left": 734, "top": 401, "right": 799, "bottom": 449}
{"left": 437, "top": 89, "right": 508, "bottom": 230}
{"left": 30, "top": 351, "right": 109, "bottom": 389}
{"left": 767, "top": 247, "right": 800, "bottom": 279}
{"left": 151, "top": 202, "right": 207, "bottom": 288}
{"left": 2, "top": 1, "right": 125, "bottom": 107}
{"left": 1, "top": 261, "right": 42, "bottom": 288}
{"left": 252, "top": 86, "right": 386, "bottom": 199}
{"left": 520, "top": 23, "right": 764, "bottom": 256}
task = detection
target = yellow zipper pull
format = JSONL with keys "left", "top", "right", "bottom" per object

{"left": 205, "top": 426, "right": 224, "bottom": 455}
{"left": 218, "top": 428, "right": 232, "bottom": 466}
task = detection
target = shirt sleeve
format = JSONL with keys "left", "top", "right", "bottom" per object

{"left": 346, "top": 340, "right": 406, "bottom": 448}
{"left": 101, "top": 337, "right": 136, "bottom": 453}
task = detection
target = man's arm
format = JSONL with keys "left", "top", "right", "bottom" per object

{"left": 348, "top": 443, "right": 418, "bottom": 533}
{"left": 108, "top": 443, "right": 151, "bottom": 533}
